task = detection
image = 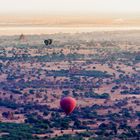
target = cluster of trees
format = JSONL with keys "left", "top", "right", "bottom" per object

{"left": 0, "top": 99, "right": 20, "bottom": 109}
{"left": 50, "top": 134, "right": 84, "bottom": 140}
{"left": 121, "top": 88, "right": 140, "bottom": 95}
{"left": 0, "top": 52, "right": 85, "bottom": 62}
{"left": 48, "top": 70, "right": 111, "bottom": 78}
{"left": 0, "top": 123, "right": 39, "bottom": 140}
{"left": 84, "top": 92, "right": 110, "bottom": 99}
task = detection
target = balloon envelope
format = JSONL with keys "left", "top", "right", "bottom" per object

{"left": 44, "top": 39, "right": 52, "bottom": 46}
{"left": 44, "top": 40, "right": 49, "bottom": 46}
{"left": 60, "top": 97, "right": 76, "bottom": 115}
{"left": 48, "top": 39, "right": 52, "bottom": 45}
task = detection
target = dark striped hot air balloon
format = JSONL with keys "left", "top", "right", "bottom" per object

{"left": 44, "top": 39, "right": 53, "bottom": 46}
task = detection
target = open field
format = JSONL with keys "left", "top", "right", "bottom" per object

{"left": 0, "top": 30, "right": 140, "bottom": 140}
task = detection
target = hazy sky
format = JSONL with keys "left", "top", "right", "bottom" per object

{"left": 0, "top": 0, "right": 140, "bottom": 26}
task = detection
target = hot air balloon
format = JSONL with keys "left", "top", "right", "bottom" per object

{"left": 44, "top": 39, "right": 53, "bottom": 46}
{"left": 60, "top": 97, "right": 76, "bottom": 115}
{"left": 44, "top": 40, "right": 49, "bottom": 46}
{"left": 48, "top": 39, "right": 52, "bottom": 44}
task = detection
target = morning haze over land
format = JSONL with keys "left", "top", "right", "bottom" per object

{"left": 0, "top": 0, "right": 140, "bottom": 35}
{"left": 0, "top": 0, "right": 140, "bottom": 27}
{"left": 0, "top": 0, "right": 140, "bottom": 140}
